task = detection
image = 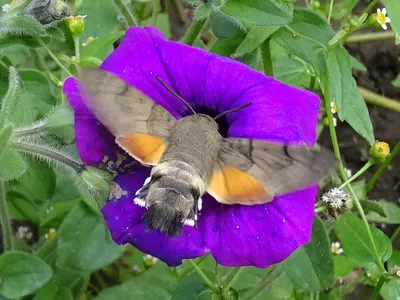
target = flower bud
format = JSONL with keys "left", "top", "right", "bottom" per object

{"left": 312, "top": 1, "right": 320, "bottom": 9}
{"left": 366, "top": 13, "right": 381, "bottom": 29}
{"left": 143, "top": 254, "right": 158, "bottom": 267}
{"left": 370, "top": 141, "right": 390, "bottom": 163}
{"left": 349, "top": 18, "right": 358, "bottom": 29}
{"left": 65, "top": 15, "right": 86, "bottom": 36}
{"left": 80, "top": 166, "right": 112, "bottom": 198}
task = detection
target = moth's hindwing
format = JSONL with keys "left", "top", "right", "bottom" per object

{"left": 208, "top": 138, "right": 337, "bottom": 205}
{"left": 78, "top": 68, "right": 177, "bottom": 165}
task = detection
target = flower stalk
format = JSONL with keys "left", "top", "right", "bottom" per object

{"left": 324, "top": 73, "right": 385, "bottom": 273}
{"left": 182, "top": 19, "right": 207, "bottom": 46}
{"left": 36, "top": 37, "right": 73, "bottom": 77}
{"left": 242, "top": 265, "right": 280, "bottom": 300}
{"left": 345, "top": 31, "right": 395, "bottom": 44}
{"left": 0, "top": 179, "right": 13, "bottom": 252}
{"left": 113, "top": 0, "right": 138, "bottom": 27}
{"left": 339, "top": 160, "right": 374, "bottom": 189}
{"left": 188, "top": 259, "right": 218, "bottom": 293}
{"left": 13, "top": 120, "right": 47, "bottom": 138}
{"left": 358, "top": 87, "right": 400, "bottom": 113}
{"left": 371, "top": 276, "right": 386, "bottom": 300}
{"left": 222, "top": 267, "right": 244, "bottom": 292}
{"left": 366, "top": 141, "right": 400, "bottom": 192}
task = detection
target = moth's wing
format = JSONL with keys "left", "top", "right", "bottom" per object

{"left": 207, "top": 138, "right": 337, "bottom": 205}
{"left": 78, "top": 68, "right": 177, "bottom": 165}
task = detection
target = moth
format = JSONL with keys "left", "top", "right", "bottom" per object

{"left": 78, "top": 69, "right": 337, "bottom": 237}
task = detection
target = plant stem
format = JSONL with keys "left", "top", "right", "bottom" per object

{"left": 390, "top": 225, "right": 400, "bottom": 244}
{"left": 371, "top": 276, "right": 385, "bottom": 300}
{"left": 113, "top": 0, "right": 138, "bottom": 26}
{"left": 345, "top": 31, "right": 396, "bottom": 44}
{"left": 35, "top": 238, "right": 57, "bottom": 258}
{"left": 188, "top": 259, "right": 218, "bottom": 293}
{"left": 358, "top": 87, "right": 400, "bottom": 113}
{"left": 363, "top": 0, "right": 378, "bottom": 14}
{"left": 73, "top": 36, "right": 80, "bottom": 62}
{"left": 0, "top": 179, "right": 13, "bottom": 252}
{"left": 339, "top": 160, "right": 374, "bottom": 189}
{"left": 36, "top": 37, "right": 73, "bottom": 77}
{"left": 366, "top": 141, "right": 400, "bottom": 192}
{"left": 324, "top": 73, "right": 385, "bottom": 273}
{"left": 152, "top": 0, "right": 160, "bottom": 25}
{"left": 222, "top": 267, "right": 244, "bottom": 292}
{"left": 242, "top": 266, "right": 280, "bottom": 300}
{"left": 13, "top": 120, "right": 47, "bottom": 138}
{"left": 182, "top": 19, "right": 207, "bottom": 46}
{"left": 12, "top": 141, "right": 85, "bottom": 173}
{"left": 261, "top": 38, "right": 274, "bottom": 77}
{"left": 327, "top": 0, "right": 334, "bottom": 23}
{"left": 315, "top": 205, "right": 328, "bottom": 213}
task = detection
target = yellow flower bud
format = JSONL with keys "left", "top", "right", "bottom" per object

{"left": 370, "top": 141, "right": 390, "bottom": 163}
{"left": 65, "top": 15, "right": 86, "bottom": 36}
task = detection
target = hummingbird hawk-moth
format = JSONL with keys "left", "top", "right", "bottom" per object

{"left": 78, "top": 69, "right": 337, "bottom": 237}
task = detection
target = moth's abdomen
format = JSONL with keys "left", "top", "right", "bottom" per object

{"left": 140, "top": 161, "right": 202, "bottom": 236}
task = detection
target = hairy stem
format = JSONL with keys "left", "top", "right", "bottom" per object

{"left": 366, "top": 141, "right": 400, "bottom": 192}
{"left": 345, "top": 31, "right": 396, "bottom": 44}
{"left": 0, "top": 179, "right": 13, "bottom": 252}
{"left": 113, "top": 0, "right": 138, "bottom": 26}
{"left": 242, "top": 266, "right": 280, "bottom": 300}
{"left": 339, "top": 160, "right": 374, "bottom": 189}
{"left": 74, "top": 36, "right": 80, "bottom": 62}
{"left": 182, "top": 19, "right": 207, "bottom": 46}
{"left": 359, "top": 87, "right": 400, "bottom": 113}
{"left": 13, "top": 120, "right": 47, "bottom": 138}
{"left": 36, "top": 37, "right": 73, "bottom": 77}
{"left": 12, "top": 141, "right": 84, "bottom": 173}
{"left": 188, "top": 259, "right": 218, "bottom": 293}
{"left": 222, "top": 267, "right": 244, "bottom": 292}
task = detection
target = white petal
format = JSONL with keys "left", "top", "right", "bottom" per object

{"left": 382, "top": 23, "right": 388, "bottom": 30}
{"left": 330, "top": 101, "right": 335, "bottom": 107}
{"left": 377, "top": 8, "right": 381, "bottom": 14}
{"left": 386, "top": 17, "right": 391, "bottom": 23}
{"left": 382, "top": 8, "right": 386, "bottom": 15}
{"left": 338, "top": 248, "right": 344, "bottom": 254}
{"left": 331, "top": 108, "right": 336, "bottom": 114}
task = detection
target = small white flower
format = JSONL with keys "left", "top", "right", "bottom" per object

{"left": 82, "top": 36, "right": 97, "bottom": 47}
{"left": 45, "top": 228, "right": 56, "bottom": 240}
{"left": 2, "top": 4, "right": 10, "bottom": 12}
{"left": 16, "top": 226, "right": 29, "bottom": 239}
{"left": 376, "top": 8, "right": 391, "bottom": 30}
{"left": 143, "top": 254, "right": 158, "bottom": 266}
{"left": 331, "top": 241, "right": 344, "bottom": 255}
{"left": 344, "top": 168, "right": 352, "bottom": 178}
{"left": 330, "top": 101, "right": 337, "bottom": 114}
{"left": 322, "top": 187, "right": 352, "bottom": 210}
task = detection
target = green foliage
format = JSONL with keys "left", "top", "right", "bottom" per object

{"left": 0, "top": 0, "right": 398, "bottom": 299}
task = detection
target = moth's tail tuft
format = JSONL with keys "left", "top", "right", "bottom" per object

{"left": 142, "top": 204, "right": 184, "bottom": 237}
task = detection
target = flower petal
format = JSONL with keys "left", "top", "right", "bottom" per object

{"left": 382, "top": 8, "right": 386, "bottom": 15}
{"left": 386, "top": 17, "right": 391, "bottom": 23}
{"left": 382, "top": 23, "right": 388, "bottom": 30}
{"left": 102, "top": 169, "right": 205, "bottom": 267}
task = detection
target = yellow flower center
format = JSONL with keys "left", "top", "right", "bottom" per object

{"left": 377, "top": 12, "right": 387, "bottom": 25}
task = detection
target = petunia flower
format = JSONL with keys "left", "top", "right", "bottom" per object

{"left": 63, "top": 26, "right": 322, "bottom": 268}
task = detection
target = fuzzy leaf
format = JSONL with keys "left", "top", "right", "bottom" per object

{"left": 0, "top": 125, "right": 13, "bottom": 157}
{"left": 0, "top": 252, "right": 52, "bottom": 299}
{"left": 334, "top": 212, "right": 392, "bottom": 268}
{"left": 172, "top": 271, "right": 216, "bottom": 300}
{"left": 283, "top": 217, "right": 334, "bottom": 292}
{"left": 0, "top": 67, "right": 22, "bottom": 127}
{"left": 221, "top": 0, "right": 293, "bottom": 26}
{"left": 210, "top": 10, "right": 242, "bottom": 39}
{"left": 367, "top": 200, "right": 400, "bottom": 224}
{"left": 274, "top": 56, "right": 311, "bottom": 88}
{"left": 0, "top": 149, "right": 27, "bottom": 181}
{"left": 360, "top": 200, "right": 387, "bottom": 218}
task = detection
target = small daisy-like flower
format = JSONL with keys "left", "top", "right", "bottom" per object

{"left": 330, "top": 101, "right": 337, "bottom": 114}
{"left": 392, "top": 265, "right": 400, "bottom": 277}
{"left": 132, "top": 265, "right": 142, "bottom": 273}
{"left": 82, "top": 36, "right": 97, "bottom": 47}
{"left": 143, "top": 254, "right": 158, "bottom": 266}
{"left": 331, "top": 241, "right": 344, "bottom": 255}
{"left": 2, "top": 3, "right": 10, "bottom": 12}
{"left": 45, "top": 228, "right": 57, "bottom": 240}
{"left": 322, "top": 187, "right": 352, "bottom": 210}
{"left": 16, "top": 226, "right": 30, "bottom": 239}
{"left": 344, "top": 168, "right": 352, "bottom": 178}
{"left": 376, "top": 8, "right": 391, "bottom": 30}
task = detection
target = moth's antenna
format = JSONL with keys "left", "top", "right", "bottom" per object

{"left": 156, "top": 76, "right": 197, "bottom": 115}
{"left": 214, "top": 102, "right": 252, "bottom": 121}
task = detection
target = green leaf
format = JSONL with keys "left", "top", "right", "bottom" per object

{"left": 283, "top": 217, "right": 334, "bottom": 292}
{"left": 221, "top": 0, "right": 293, "bottom": 26}
{"left": 392, "top": 74, "right": 400, "bottom": 88}
{"left": 334, "top": 212, "right": 392, "bottom": 268}
{"left": 46, "top": 105, "right": 75, "bottom": 143}
{"left": 1, "top": 44, "right": 31, "bottom": 67}
{"left": 386, "top": 0, "right": 400, "bottom": 45}
{"left": 0, "top": 149, "right": 27, "bottom": 181}
{"left": 0, "top": 66, "right": 21, "bottom": 128}
{"left": 57, "top": 202, "right": 124, "bottom": 271}
{"left": 77, "top": 0, "right": 120, "bottom": 40}
{"left": 0, "top": 125, "right": 13, "bottom": 157}
{"left": 140, "top": 13, "right": 170, "bottom": 39}
{"left": 367, "top": 200, "right": 400, "bottom": 224}
{"left": 331, "top": 0, "right": 358, "bottom": 20}
{"left": 33, "top": 276, "right": 73, "bottom": 300}
{"left": 0, "top": 251, "right": 52, "bottom": 299}
{"left": 325, "top": 47, "right": 375, "bottom": 145}
{"left": 350, "top": 180, "right": 366, "bottom": 201}
{"left": 171, "top": 270, "right": 216, "bottom": 300}
{"left": 210, "top": 10, "right": 242, "bottom": 39}
{"left": 334, "top": 255, "right": 357, "bottom": 278}
{"left": 81, "top": 31, "right": 124, "bottom": 64}
{"left": 381, "top": 280, "right": 400, "bottom": 300}
{"left": 8, "top": 158, "right": 56, "bottom": 203}
{"left": 360, "top": 200, "right": 387, "bottom": 219}
{"left": 349, "top": 55, "right": 367, "bottom": 72}
{"left": 95, "top": 276, "right": 171, "bottom": 300}
{"left": 232, "top": 26, "right": 280, "bottom": 59}
{"left": 273, "top": 8, "right": 333, "bottom": 67}
{"left": 40, "top": 198, "right": 80, "bottom": 227}
{"left": 274, "top": 56, "right": 311, "bottom": 88}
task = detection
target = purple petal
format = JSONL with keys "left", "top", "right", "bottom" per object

{"left": 66, "top": 26, "right": 322, "bottom": 267}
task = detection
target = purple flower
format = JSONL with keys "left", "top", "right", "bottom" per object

{"left": 63, "top": 26, "right": 321, "bottom": 268}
